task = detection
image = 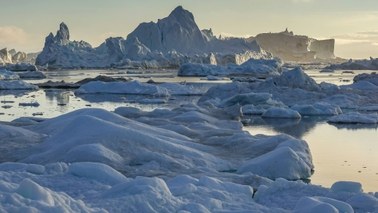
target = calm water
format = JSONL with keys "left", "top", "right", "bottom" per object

{"left": 244, "top": 118, "right": 378, "bottom": 192}
{"left": 1, "top": 69, "right": 377, "bottom": 192}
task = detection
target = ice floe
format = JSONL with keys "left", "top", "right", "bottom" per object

{"left": 178, "top": 58, "right": 282, "bottom": 78}
{"left": 328, "top": 112, "right": 378, "bottom": 124}
{"left": 76, "top": 80, "right": 205, "bottom": 96}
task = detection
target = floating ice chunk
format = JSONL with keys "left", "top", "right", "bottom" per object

{"left": 0, "top": 69, "right": 19, "bottom": 80}
{"left": 341, "top": 80, "right": 378, "bottom": 90}
{"left": 294, "top": 196, "right": 353, "bottom": 213}
{"left": 359, "top": 105, "right": 378, "bottom": 112}
{"left": 178, "top": 58, "right": 281, "bottom": 77}
{"left": 328, "top": 112, "right": 378, "bottom": 124}
{"left": 178, "top": 63, "right": 226, "bottom": 77}
{"left": 19, "top": 102, "right": 40, "bottom": 107}
{"left": 76, "top": 80, "right": 170, "bottom": 96}
{"left": 325, "top": 58, "right": 378, "bottom": 70}
{"left": 221, "top": 92, "right": 273, "bottom": 107}
{"left": 322, "top": 94, "right": 361, "bottom": 109}
{"left": 198, "top": 82, "right": 252, "bottom": 105}
{"left": 18, "top": 71, "right": 46, "bottom": 79}
{"left": 262, "top": 107, "right": 301, "bottom": 119}
{"left": 291, "top": 102, "right": 342, "bottom": 116}
{"left": 5, "top": 63, "right": 38, "bottom": 71}
{"left": 0, "top": 80, "right": 38, "bottom": 90}
{"left": 331, "top": 181, "right": 363, "bottom": 193}
{"left": 200, "top": 75, "right": 225, "bottom": 81}
{"left": 242, "top": 104, "right": 267, "bottom": 115}
{"left": 238, "top": 146, "right": 312, "bottom": 180}
{"left": 319, "top": 82, "right": 340, "bottom": 91}
{"left": 137, "top": 98, "right": 167, "bottom": 104}
{"left": 354, "top": 72, "right": 378, "bottom": 86}
{"left": 159, "top": 82, "right": 205, "bottom": 96}
{"left": 68, "top": 162, "right": 128, "bottom": 185}
{"left": 266, "top": 67, "right": 320, "bottom": 91}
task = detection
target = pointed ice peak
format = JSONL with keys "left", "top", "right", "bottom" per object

{"left": 56, "top": 22, "right": 70, "bottom": 42}
{"left": 168, "top": 6, "right": 194, "bottom": 22}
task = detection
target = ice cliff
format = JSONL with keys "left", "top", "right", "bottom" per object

{"left": 251, "top": 29, "right": 335, "bottom": 62}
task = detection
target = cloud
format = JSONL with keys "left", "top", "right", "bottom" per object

{"left": 0, "top": 26, "right": 28, "bottom": 48}
{"left": 219, "top": 32, "right": 253, "bottom": 38}
{"left": 333, "top": 31, "right": 378, "bottom": 45}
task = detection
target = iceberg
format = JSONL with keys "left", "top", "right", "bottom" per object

{"left": 252, "top": 29, "right": 335, "bottom": 62}
{"left": 35, "top": 7, "right": 268, "bottom": 70}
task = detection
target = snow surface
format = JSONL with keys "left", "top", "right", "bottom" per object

{"left": 0, "top": 162, "right": 376, "bottom": 212}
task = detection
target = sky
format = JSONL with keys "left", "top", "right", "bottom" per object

{"left": 0, "top": 0, "right": 377, "bottom": 59}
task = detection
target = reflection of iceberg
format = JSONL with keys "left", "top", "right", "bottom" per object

{"left": 245, "top": 116, "right": 328, "bottom": 138}
{"left": 44, "top": 90, "right": 71, "bottom": 105}
{"left": 329, "top": 123, "right": 378, "bottom": 130}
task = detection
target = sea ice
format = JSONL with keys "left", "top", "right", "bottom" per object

{"left": 328, "top": 112, "right": 378, "bottom": 124}
{"left": 291, "top": 102, "right": 342, "bottom": 116}
{"left": 262, "top": 107, "right": 301, "bottom": 119}
{"left": 178, "top": 58, "right": 281, "bottom": 78}
{"left": 75, "top": 80, "right": 204, "bottom": 96}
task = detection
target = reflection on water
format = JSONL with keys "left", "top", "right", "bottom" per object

{"left": 244, "top": 120, "right": 378, "bottom": 192}
{"left": 0, "top": 88, "right": 201, "bottom": 122}
{"left": 244, "top": 116, "right": 328, "bottom": 138}
{"left": 45, "top": 90, "right": 70, "bottom": 105}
